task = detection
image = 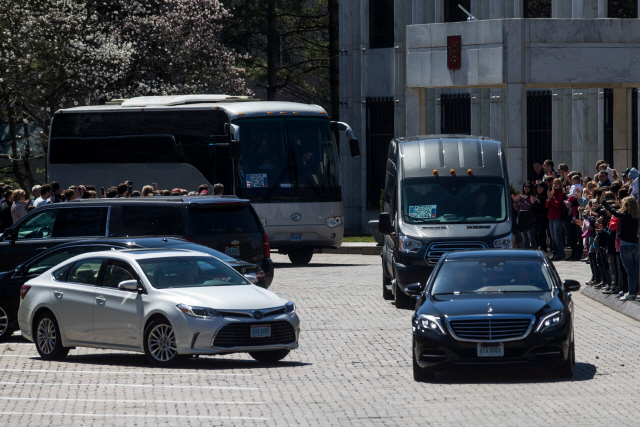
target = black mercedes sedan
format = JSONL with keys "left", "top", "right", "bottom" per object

{"left": 0, "top": 237, "right": 271, "bottom": 342}
{"left": 406, "top": 250, "right": 580, "bottom": 381}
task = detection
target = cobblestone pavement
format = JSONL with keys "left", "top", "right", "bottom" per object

{"left": 1, "top": 253, "right": 638, "bottom": 426}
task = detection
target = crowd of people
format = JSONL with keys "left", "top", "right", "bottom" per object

{"left": 513, "top": 159, "right": 640, "bottom": 301}
{"left": 0, "top": 181, "right": 225, "bottom": 231}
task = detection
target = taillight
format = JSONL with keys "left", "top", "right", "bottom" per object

{"left": 256, "top": 269, "right": 266, "bottom": 281}
{"left": 263, "top": 232, "right": 270, "bottom": 259}
{"left": 184, "top": 236, "right": 195, "bottom": 242}
{"left": 20, "top": 285, "right": 31, "bottom": 300}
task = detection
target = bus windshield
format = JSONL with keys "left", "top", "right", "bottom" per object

{"left": 234, "top": 117, "right": 341, "bottom": 201}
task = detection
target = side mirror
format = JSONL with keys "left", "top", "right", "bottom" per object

{"left": 562, "top": 279, "right": 581, "bottom": 292}
{"left": 118, "top": 280, "right": 139, "bottom": 292}
{"left": 3, "top": 228, "right": 16, "bottom": 241}
{"left": 244, "top": 273, "right": 258, "bottom": 284}
{"left": 349, "top": 138, "right": 360, "bottom": 157}
{"left": 225, "top": 123, "right": 241, "bottom": 159}
{"left": 404, "top": 282, "right": 422, "bottom": 297}
{"left": 378, "top": 212, "right": 394, "bottom": 235}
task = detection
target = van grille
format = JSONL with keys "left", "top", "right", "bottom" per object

{"left": 212, "top": 321, "right": 296, "bottom": 348}
{"left": 447, "top": 316, "right": 534, "bottom": 342}
{"left": 425, "top": 241, "right": 488, "bottom": 265}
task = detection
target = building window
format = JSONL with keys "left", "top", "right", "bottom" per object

{"left": 609, "top": 1, "right": 638, "bottom": 18}
{"left": 441, "top": 93, "right": 471, "bottom": 135}
{"left": 369, "top": 0, "right": 394, "bottom": 48}
{"left": 524, "top": 0, "right": 552, "bottom": 18}
{"left": 526, "top": 90, "right": 552, "bottom": 181}
{"left": 604, "top": 89, "right": 614, "bottom": 166}
{"left": 366, "top": 97, "right": 395, "bottom": 209}
{"left": 444, "top": 0, "right": 471, "bottom": 23}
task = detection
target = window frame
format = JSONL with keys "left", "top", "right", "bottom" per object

{"left": 99, "top": 258, "right": 144, "bottom": 292}
{"left": 65, "top": 257, "right": 106, "bottom": 286}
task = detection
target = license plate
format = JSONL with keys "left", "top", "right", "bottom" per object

{"left": 225, "top": 247, "right": 240, "bottom": 256}
{"left": 289, "top": 233, "right": 303, "bottom": 241}
{"left": 477, "top": 343, "right": 504, "bottom": 357}
{"left": 250, "top": 325, "right": 271, "bottom": 338}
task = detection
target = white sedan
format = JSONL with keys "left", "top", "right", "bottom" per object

{"left": 18, "top": 249, "right": 299, "bottom": 366}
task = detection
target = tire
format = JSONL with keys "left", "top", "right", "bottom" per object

{"left": 144, "top": 319, "right": 180, "bottom": 367}
{"left": 249, "top": 350, "right": 290, "bottom": 363}
{"left": 288, "top": 248, "right": 314, "bottom": 265}
{"left": 413, "top": 340, "right": 435, "bottom": 382}
{"left": 394, "top": 284, "right": 412, "bottom": 309}
{"left": 382, "top": 273, "right": 393, "bottom": 300}
{"left": 34, "top": 312, "right": 69, "bottom": 361}
{"left": 0, "top": 305, "right": 14, "bottom": 343}
{"left": 555, "top": 340, "right": 574, "bottom": 379}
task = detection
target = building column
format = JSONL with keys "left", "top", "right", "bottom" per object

{"left": 435, "top": 89, "right": 442, "bottom": 134}
{"left": 598, "top": 0, "right": 608, "bottom": 17}
{"left": 562, "top": 89, "right": 573, "bottom": 165}
{"left": 552, "top": 90, "right": 563, "bottom": 162}
{"left": 585, "top": 88, "right": 600, "bottom": 175}
{"left": 425, "top": 89, "right": 436, "bottom": 135}
{"left": 598, "top": 89, "right": 605, "bottom": 165}
{"left": 480, "top": 88, "right": 491, "bottom": 138}
{"left": 490, "top": 88, "right": 504, "bottom": 142}
{"left": 506, "top": 84, "right": 527, "bottom": 187}
{"left": 572, "top": 90, "right": 586, "bottom": 173}
{"left": 513, "top": 0, "right": 523, "bottom": 18}
{"left": 406, "top": 87, "right": 422, "bottom": 137}
{"left": 490, "top": 0, "right": 504, "bottom": 19}
{"left": 613, "top": 88, "right": 631, "bottom": 169}
{"left": 471, "top": 89, "right": 479, "bottom": 136}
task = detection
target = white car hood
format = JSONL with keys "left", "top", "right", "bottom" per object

{"left": 157, "top": 285, "right": 287, "bottom": 310}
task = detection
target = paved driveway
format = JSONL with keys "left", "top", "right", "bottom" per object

{"left": 0, "top": 254, "right": 638, "bottom": 425}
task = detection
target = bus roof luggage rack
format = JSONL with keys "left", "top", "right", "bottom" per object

{"left": 120, "top": 95, "right": 256, "bottom": 107}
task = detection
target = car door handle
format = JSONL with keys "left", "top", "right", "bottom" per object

{"left": 53, "top": 290, "right": 63, "bottom": 298}
{"left": 36, "top": 247, "right": 49, "bottom": 252}
{"left": 95, "top": 296, "right": 106, "bottom": 304}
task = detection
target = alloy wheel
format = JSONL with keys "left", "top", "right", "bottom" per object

{"left": 0, "top": 306, "right": 8, "bottom": 337}
{"left": 36, "top": 318, "right": 56, "bottom": 355}
{"left": 148, "top": 324, "right": 177, "bottom": 362}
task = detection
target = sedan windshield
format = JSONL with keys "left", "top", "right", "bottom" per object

{"left": 431, "top": 259, "right": 552, "bottom": 294}
{"left": 402, "top": 177, "right": 507, "bottom": 224}
{"left": 137, "top": 256, "right": 249, "bottom": 289}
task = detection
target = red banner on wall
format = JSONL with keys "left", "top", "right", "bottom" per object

{"left": 447, "top": 35, "right": 461, "bottom": 70}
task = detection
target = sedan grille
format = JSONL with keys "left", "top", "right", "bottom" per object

{"left": 212, "top": 321, "right": 296, "bottom": 348}
{"left": 447, "top": 315, "right": 534, "bottom": 342}
{"left": 425, "top": 241, "right": 488, "bottom": 265}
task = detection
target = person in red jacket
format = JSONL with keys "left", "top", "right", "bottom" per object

{"left": 546, "top": 178, "right": 566, "bottom": 260}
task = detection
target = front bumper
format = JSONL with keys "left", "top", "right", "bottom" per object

{"left": 413, "top": 323, "right": 571, "bottom": 370}
{"left": 266, "top": 224, "right": 343, "bottom": 249}
{"left": 173, "top": 312, "right": 300, "bottom": 356}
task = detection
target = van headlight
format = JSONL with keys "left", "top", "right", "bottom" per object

{"left": 399, "top": 233, "right": 422, "bottom": 253}
{"left": 493, "top": 233, "right": 515, "bottom": 248}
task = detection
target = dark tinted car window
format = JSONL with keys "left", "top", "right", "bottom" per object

{"left": 53, "top": 263, "right": 72, "bottom": 281}
{"left": 15, "top": 210, "right": 57, "bottom": 240}
{"left": 431, "top": 259, "right": 552, "bottom": 294}
{"left": 67, "top": 258, "right": 104, "bottom": 285}
{"left": 102, "top": 259, "right": 138, "bottom": 288}
{"left": 27, "top": 246, "right": 85, "bottom": 275}
{"left": 56, "top": 207, "right": 108, "bottom": 238}
{"left": 109, "top": 206, "right": 183, "bottom": 237}
{"left": 189, "top": 206, "right": 259, "bottom": 234}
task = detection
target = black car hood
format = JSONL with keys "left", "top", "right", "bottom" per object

{"left": 427, "top": 292, "right": 553, "bottom": 317}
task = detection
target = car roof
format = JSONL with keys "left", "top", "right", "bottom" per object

{"left": 61, "top": 196, "right": 248, "bottom": 206}
{"left": 81, "top": 249, "right": 214, "bottom": 260}
{"left": 443, "top": 249, "right": 546, "bottom": 261}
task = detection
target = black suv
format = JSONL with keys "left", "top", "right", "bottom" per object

{"left": 0, "top": 197, "right": 272, "bottom": 277}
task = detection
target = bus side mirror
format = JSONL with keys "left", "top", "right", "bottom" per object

{"left": 225, "top": 123, "right": 241, "bottom": 159}
{"left": 349, "top": 138, "right": 360, "bottom": 157}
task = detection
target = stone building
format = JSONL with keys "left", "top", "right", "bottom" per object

{"left": 339, "top": 0, "right": 640, "bottom": 233}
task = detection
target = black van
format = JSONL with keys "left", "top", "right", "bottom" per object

{"left": 0, "top": 197, "right": 273, "bottom": 279}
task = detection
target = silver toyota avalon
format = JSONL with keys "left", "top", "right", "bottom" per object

{"left": 18, "top": 249, "right": 299, "bottom": 366}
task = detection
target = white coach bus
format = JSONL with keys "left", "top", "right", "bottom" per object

{"left": 47, "top": 95, "right": 360, "bottom": 264}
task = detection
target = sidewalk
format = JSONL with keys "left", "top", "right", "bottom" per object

{"left": 580, "top": 285, "right": 640, "bottom": 322}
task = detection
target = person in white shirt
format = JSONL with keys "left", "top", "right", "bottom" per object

{"left": 29, "top": 185, "right": 41, "bottom": 207}
{"left": 33, "top": 184, "right": 52, "bottom": 208}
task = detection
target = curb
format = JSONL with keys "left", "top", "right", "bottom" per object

{"left": 581, "top": 285, "right": 640, "bottom": 322}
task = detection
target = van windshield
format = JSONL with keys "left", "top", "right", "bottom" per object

{"left": 401, "top": 177, "right": 507, "bottom": 224}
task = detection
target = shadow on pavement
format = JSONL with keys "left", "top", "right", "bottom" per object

{"left": 57, "top": 353, "right": 311, "bottom": 370}
{"left": 272, "top": 263, "right": 369, "bottom": 269}
{"left": 426, "top": 362, "right": 597, "bottom": 384}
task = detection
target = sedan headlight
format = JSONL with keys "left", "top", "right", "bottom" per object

{"left": 285, "top": 301, "right": 296, "bottom": 314}
{"left": 399, "top": 234, "right": 422, "bottom": 253}
{"left": 535, "top": 311, "right": 564, "bottom": 333}
{"left": 325, "top": 216, "right": 343, "bottom": 228}
{"left": 414, "top": 315, "right": 446, "bottom": 335}
{"left": 493, "top": 233, "right": 515, "bottom": 248}
{"left": 177, "top": 303, "right": 220, "bottom": 318}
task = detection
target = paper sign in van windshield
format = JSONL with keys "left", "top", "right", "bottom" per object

{"left": 247, "top": 174, "right": 268, "bottom": 188}
{"left": 409, "top": 205, "right": 437, "bottom": 219}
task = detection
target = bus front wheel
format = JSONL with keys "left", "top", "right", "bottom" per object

{"left": 288, "top": 248, "right": 314, "bottom": 265}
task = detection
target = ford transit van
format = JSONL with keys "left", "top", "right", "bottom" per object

{"left": 378, "top": 135, "right": 514, "bottom": 308}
